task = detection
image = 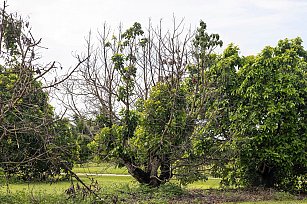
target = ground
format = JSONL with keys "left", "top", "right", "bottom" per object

{"left": 0, "top": 163, "right": 306, "bottom": 203}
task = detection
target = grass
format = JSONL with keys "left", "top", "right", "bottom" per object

{"left": 1, "top": 163, "right": 306, "bottom": 203}
{"left": 0, "top": 176, "right": 223, "bottom": 203}
{"left": 72, "top": 163, "right": 223, "bottom": 190}
{"left": 0, "top": 175, "right": 137, "bottom": 203}
{"left": 0, "top": 176, "right": 220, "bottom": 195}
{"left": 187, "top": 177, "right": 221, "bottom": 189}
{"left": 1, "top": 177, "right": 305, "bottom": 203}
{"left": 72, "top": 162, "right": 129, "bottom": 174}
{"left": 0, "top": 175, "right": 134, "bottom": 195}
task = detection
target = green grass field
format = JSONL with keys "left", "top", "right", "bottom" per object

{"left": 0, "top": 164, "right": 306, "bottom": 203}
{"left": 0, "top": 175, "right": 134, "bottom": 194}
{"left": 0, "top": 176, "right": 220, "bottom": 194}
{"left": 72, "top": 162, "right": 129, "bottom": 174}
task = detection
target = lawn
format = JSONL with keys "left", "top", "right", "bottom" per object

{"left": 0, "top": 175, "right": 134, "bottom": 195}
{"left": 72, "top": 162, "right": 129, "bottom": 175}
{"left": 0, "top": 176, "right": 220, "bottom": 195}
{"left": 0, "top": 164, "right": 306, "bottom": 203}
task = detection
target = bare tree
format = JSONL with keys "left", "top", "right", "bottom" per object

{"left": 60, "top": 18, "right": 194, "bottom": 119}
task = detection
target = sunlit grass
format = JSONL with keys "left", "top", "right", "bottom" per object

{"left": 72, "top": 163, "right": 222, "bottom": 189}
{"left": 0, "top": 176, "right": 305, "bottom": 204}
{"left": 0, "top": 175, "right": 135, "bottom": 195}
{"left": 0, "top": 175, "right": 220, "bottom": 194}
{"left": 187, "top": 178, "right": 221, "bottom": 189}
{"left": 72, "top": 162, "right": 128, "bottom": 174}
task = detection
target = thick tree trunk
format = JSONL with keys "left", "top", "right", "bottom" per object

{"left": 122, "top": 155, "right": 173, "bottom": 187}
{"left": 123, "top": 159, "right": 150, "bottom": 184}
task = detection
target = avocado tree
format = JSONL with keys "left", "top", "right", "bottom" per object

{"left": 231, "top": 38, "right": 307, "bottom": 191}
{"left": 62, "top": 19, "right": 223, "bottom": 186}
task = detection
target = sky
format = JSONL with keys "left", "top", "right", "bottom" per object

{"left": 8, "top": 0, "right": 307, "bottom": 71}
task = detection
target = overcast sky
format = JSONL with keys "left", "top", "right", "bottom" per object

{"left": 8, "top": 0, "right": 307, "bottom": 70}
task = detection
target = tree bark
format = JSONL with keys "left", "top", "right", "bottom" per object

{"left": 122, "top": 155, "right": 170, "bottom": 187}
{"left": 122, "top": 156, "right": 150, "bottom": 184}
{"left": 159, "top": 155, "right": 172, "bottom": 182}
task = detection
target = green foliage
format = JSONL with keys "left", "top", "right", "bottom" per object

{"left": 229, "top": 37, "right": 307, "bottom": 192}
{"left": 193, "top": 20, "right": 223, "bottom": 53}
{"left": 0, "top": 75, "right": 55, "bottom": 180}
{"left": 111, "top": 22, "right": 145, "bottom": 105}
{"left": 71, "top": 116, "right": 96, "bottom": 163}
{"left": 65, "top": 18, "right": 307, "bottom": 193}
{"left": 190, "top": 37, "right": 307, "bottom": 193}
{"left": 2, "top": 14, "right": 22, "bottom": 55}
{"left": 193, "top": 44, "right": 241, "bottom": 182}
{"left": 49, "top": 118, "right": 79, "bottom": 173}
{"left": 193, "top": 20, "right": 223, "bottom": 71}
{"left": 88, "top": 20, "right": 225, "bottom": 187}
{"left": 136, "top": 83, "right": 188, "bottom": 153}
{"left": 0, "top": 7, "right": 79, "bottom": 181}
{"left": 0, "top": 77, "right": 77, "bottom": 180}
{"left": 0, "top": 6, "right": 305, "bottom": 195}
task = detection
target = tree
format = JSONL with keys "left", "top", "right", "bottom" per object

{"left": 71, "top": 115, "right": 99, "bottom": 163}
{"left": 0, "top": 2, "right": 82, "bottom": 180}
{"left": 230, "top": 37, "right": 307, "bottom": 191}
{"left": 0, "top": 77, "right": 54, "bottom": 179}
{"left": 67, "top": 19, "right": 223, "bottom": 187}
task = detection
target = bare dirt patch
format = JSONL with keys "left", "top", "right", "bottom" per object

{"left": 167, "top": 188, "right": 307, "bottom": 204}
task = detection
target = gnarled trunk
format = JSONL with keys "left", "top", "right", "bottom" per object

{"left": 123, "top": 157, "right": 150, "bottom": 184}
{"left": 122, "top": 155, "right": 173, "bottom": 187}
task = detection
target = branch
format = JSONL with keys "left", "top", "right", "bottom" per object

{"left": 61, "top": 162, "right": 102, "bottom": 200}
{"left": 42, "top": 56, "right": 89, "bottom": 89}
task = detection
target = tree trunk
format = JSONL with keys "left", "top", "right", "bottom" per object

{"left": 123, "top": 159, "right": 150, "bottom": 184}
{"left": 122, "top": 155, "right": 167, "bottom": 187}
{"left": 255, "top": 163, "right": 275, "bottom": 188}
{"left": 149, "top": 157, "right": 161, "bottom": 187}
{"left": 159, "top": 155, "right": 172, "bottom": 182}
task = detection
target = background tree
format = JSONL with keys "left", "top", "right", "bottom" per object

{"left": 71, "top": 115, "right": 100, "bottom": 163}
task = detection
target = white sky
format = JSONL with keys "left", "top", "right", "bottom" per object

{"left": 8, "top": 0, "right": 307, "bottom": 70}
